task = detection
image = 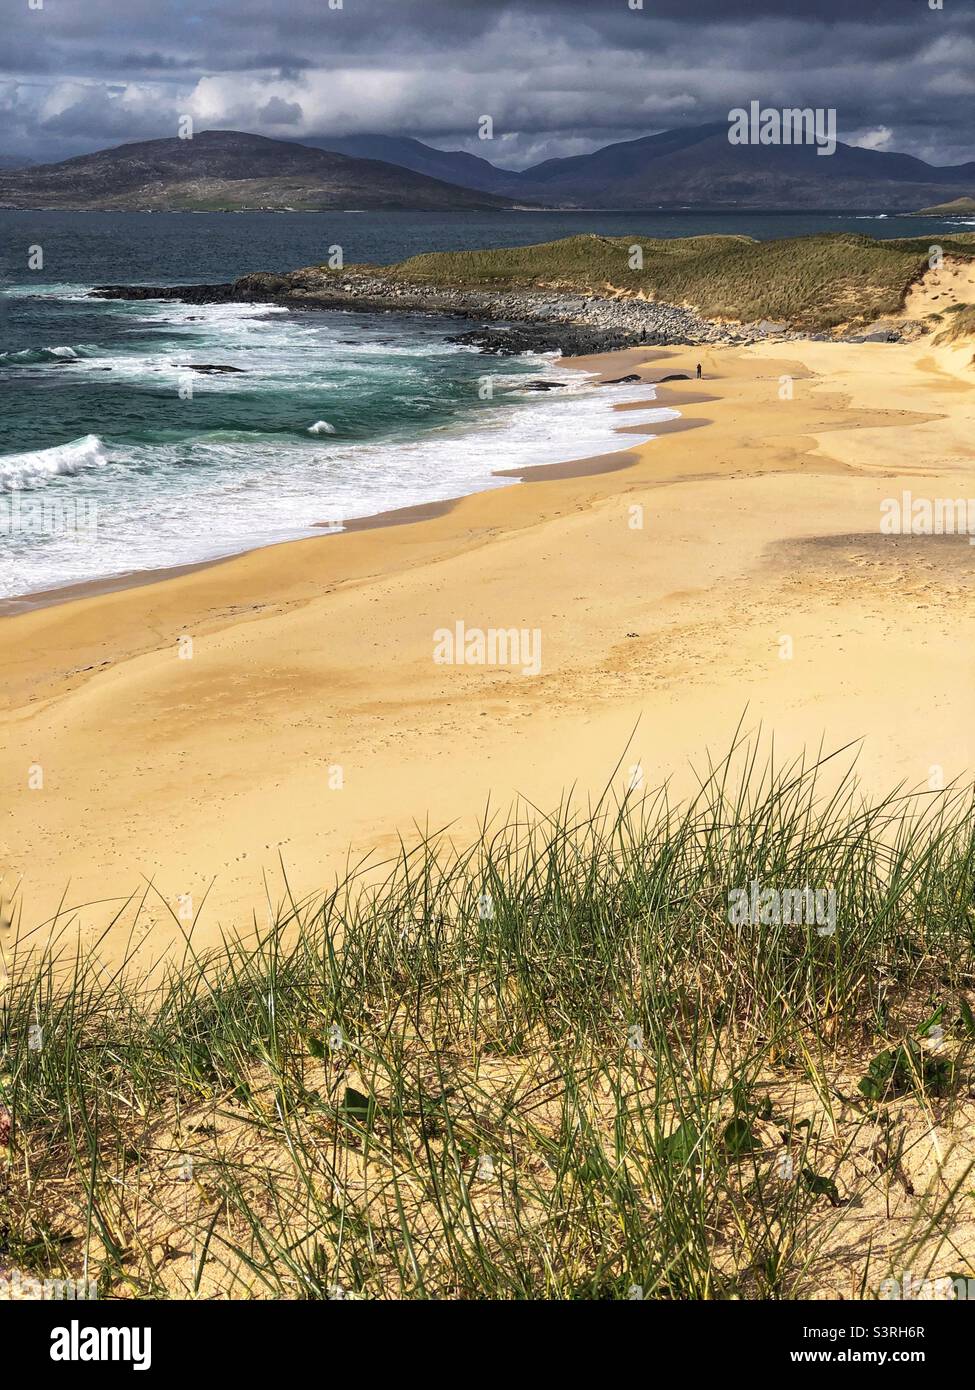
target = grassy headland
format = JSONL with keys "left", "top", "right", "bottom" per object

{"left": 3, "top": 744, "right": 975, "bottom": 1300}
{"left": 97, "top": 231, "right": 975, "bottom": 343}
{"left": 349, "top": 231, "right": 975, "bottom": 331}
{"left": 913, "top": 198, "right": 975, "bottom": 217}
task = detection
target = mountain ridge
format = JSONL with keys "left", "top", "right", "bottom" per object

{"left": 320, "top": 123, "right": 975, "bottom": 210}
{"left": 3, "top": 124, "right": 974, "bottom": 212}
{"left": 0, "top": 130, "right": 517, "bottom": 211}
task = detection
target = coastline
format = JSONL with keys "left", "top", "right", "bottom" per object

{"left": 0, "top": 349, "right": 678, "bottom": 615}
{"left": 2, "top": 333, "right": 974, "bottom": 961}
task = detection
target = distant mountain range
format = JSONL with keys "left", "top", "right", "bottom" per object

{"left": 321, "top": 134, "right": 517, "bottom": 198}
{"left": 0, "top": 131, "right": 514, "bottom": 211}
{"left": 1, "top": 123, "right": 973, "bottom": 212}
{"left": 323, "top": 124, "right": 975, "bottom": 210}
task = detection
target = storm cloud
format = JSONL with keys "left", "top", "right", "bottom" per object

{"left": 3, "top": 0, "right": 973, "bottom": 168}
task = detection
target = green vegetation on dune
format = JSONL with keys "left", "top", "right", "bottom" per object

{"left": 936, "top": 303, "right": 975, "bottom": 343}
{"left": 368, "top": 231, "right": 975, "bottom": 330}
{"left": 3, "top": 739, "right": 975, "bottom": 1300}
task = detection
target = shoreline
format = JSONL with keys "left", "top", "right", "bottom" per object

{"left": 0, "top": 346, "right": 680, "bottom": 616}
{"left": 2, "top": 332, "right": 974, "bottom": 961}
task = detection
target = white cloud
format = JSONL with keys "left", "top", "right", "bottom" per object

{"left": 847, "top": 125, "right": 893, "bottom": 151}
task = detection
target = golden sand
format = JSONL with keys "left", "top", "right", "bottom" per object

{"left": 1, "top": 335, "right": 974, "bottom": 958}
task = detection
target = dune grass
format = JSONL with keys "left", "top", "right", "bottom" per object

{"left": 3, "top": 737, "right": 975, "bottom": 1300}
{"left": 936, "top": 303, "right": 975, "bottom": 343}
{"left": 360, "top": 231, "right": 975, "bottom": 331}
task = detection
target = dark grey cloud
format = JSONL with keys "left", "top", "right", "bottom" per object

{"left": 258, "top": 97, "right": 303, "bottom": 125}
{"left": 1, "top": 0, "right": 972, "bottom": 168}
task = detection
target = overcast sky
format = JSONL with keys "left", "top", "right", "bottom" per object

{"left": 4, "top": 0, "right": 974, "bottom": 168}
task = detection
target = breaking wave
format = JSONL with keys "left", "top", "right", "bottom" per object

{"left": 0, "top": 434, "right": 109, "bottom": 490}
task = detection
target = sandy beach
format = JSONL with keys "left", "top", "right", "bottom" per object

{"left": 2, "top": 332, "right": 974, "bottom": 960}
{"left": 12, "top": 0, "right": 975, "bottom": 1319}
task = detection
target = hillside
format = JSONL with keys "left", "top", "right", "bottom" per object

{"left": 914, "top": 196, "right": 975, "bottom": 216}
{"left": 10, "top": 123, "right": 975, "bottom": 213}
{"left": 506, "top": 123, "right": 975, "bottom": 209}
{"left": 314, "top": 133, "right": 521, "bottom": 196}
{"left": 0, "top": 130, "right": 516, "bottom": 211}
{"left": 319, "top": 122, "right": 975, "bottom": 211}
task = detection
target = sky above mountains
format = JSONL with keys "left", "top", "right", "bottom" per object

{"left": 4, "top": 0, "right": 974, "bottom": 169}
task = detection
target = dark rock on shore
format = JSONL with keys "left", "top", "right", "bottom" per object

{"left": 445, "top": 325, "right": 663, "bottom": 356}
{"left": 179, "top": 363, "right": 245, "bottom": 374}
{"left": 851, "top": 329, "right": 902, "bottom": 343}
{"left": 93, "top": 283, "right": 239, "bottom": 304}
{"left": 602, "top": 373, "right": 642, "bottom": 384}
{"left": 657, "top": 373, "right": 691, "bottom": 381}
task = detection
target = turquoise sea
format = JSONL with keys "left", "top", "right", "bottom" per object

{"left": 1, "top": 208, "right": 968, "bottom": 600}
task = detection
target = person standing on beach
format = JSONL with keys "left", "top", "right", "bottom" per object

{"left": 696, "top": 363, "right": 702, "bottom": 379}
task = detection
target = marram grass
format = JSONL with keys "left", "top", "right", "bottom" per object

{"left": 356, "top": 231, "right": 975, "bottom": 331}
{"left": 3, "top": 737, "right": 975, "bottom": 1300}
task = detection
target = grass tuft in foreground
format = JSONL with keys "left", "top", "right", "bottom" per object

{"left": 3, "top": 738, "right": 975, "bottom": 1300}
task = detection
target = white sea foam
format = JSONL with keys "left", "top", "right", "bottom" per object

{"left": 0, "top": 373, "right": 677, "bottom": 598}
{"left": 0, "top": 434, "right": 108, "bottom": 490}
{"left": 1, "top": 282, "right": 95, "bottom": 301}
{"left": 1, "top": 286, "right": 680, "bottom": 599}
{"left": 0, "top": 343, "right": 92, "bottom": 364}
{"left": 129, "top": 299, "right": 291, "bottom": 326}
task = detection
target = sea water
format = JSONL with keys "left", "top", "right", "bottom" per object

{"left": 0, "top": 208, "right": 964, "bottom": 600}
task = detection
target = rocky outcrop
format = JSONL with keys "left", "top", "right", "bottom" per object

{"left": 92, "top": 267, "right": 749, "bottom": 354}
{"left": 90, "top": 265, "right": 916, "bottom": 355}
{"left": 93, "top": 283, "right": 239, "bottom": 304}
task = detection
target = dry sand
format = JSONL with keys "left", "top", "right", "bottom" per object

{"left": 2, "top": 334, "right": 974, "bottom": 959}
